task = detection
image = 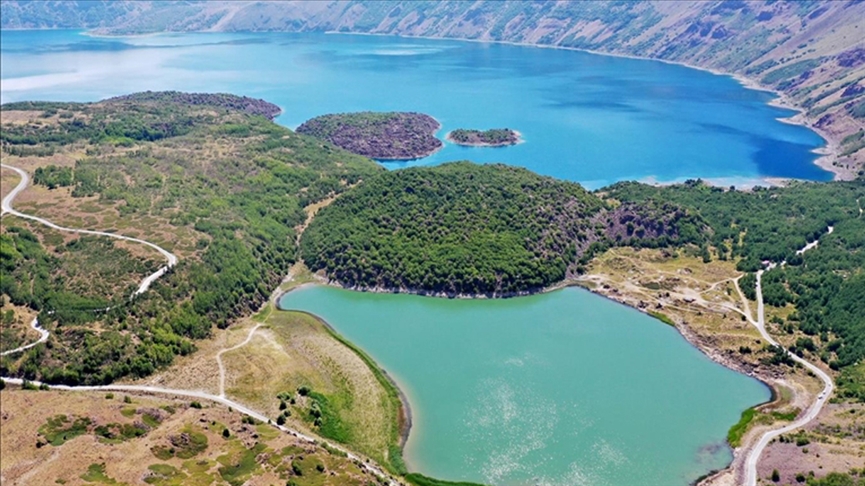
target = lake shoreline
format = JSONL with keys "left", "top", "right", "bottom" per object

{"left": 70, "top": 26, "right": 844, "bottom": 180}
{"left": 275, "top": 283, "right": 415, "bottom": 463}
{"left": 277, "top": 278, "right": 774, "bottom": 485}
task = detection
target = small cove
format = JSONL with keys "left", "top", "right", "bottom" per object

{"left": 279, "top": 285, "right": 770, "bottom": 486}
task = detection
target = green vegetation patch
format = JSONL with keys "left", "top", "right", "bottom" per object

{"left": 727, "top": 407, "right": 756, "bottom": 447}
{"left": 838, "top": 362, "right": 865, "bottom": 402}
{"left": 307, "top": 391, "right": 351, "bottom": 443}
{"left": 39, "top": 414, "right": 92, "bottom": 446}
{"left": 217, "top": 442, "right": 267, "bottom": 486}
{"left": 144, "top": 464, "right": 188, "bottom": 485}
{"left": 94, "top": 422, "right": 149, "bottom": 443}
{"left": 151, "top": 426, "right": 208, "bottom": 460}
{"left": 841, "top": 129, "right": 865, "bottom": 157}
{"left": 761, "top": 58, "right": 823, "bottom": 85}
{"left": 648, "top": 311, "right": 675, "bottom": 327}
{"left": 80, "top": 463, "right": 124, "bottom": 485}
{"left": 806, "top": 472, "right": 865, "bottom": 485}
{"left": 447, "top": 128, "right": 519, "bottom": 146}
{"left": 33, "top": 165, "right": 73, "bottom": 189}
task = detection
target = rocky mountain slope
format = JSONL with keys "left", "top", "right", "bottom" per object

{"left": 2, "top": 0, "right": 863, "bottom": 176}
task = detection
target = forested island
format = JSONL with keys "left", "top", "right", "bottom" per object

{"left": 296, "top": 111, "right": 442, "bottom": 160}
{"left": 446, "top": 128, "right": 521, "bottom": 147}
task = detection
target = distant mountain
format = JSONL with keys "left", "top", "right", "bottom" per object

{"left": 2, "top": 0, "right": 863, "bottom": 174}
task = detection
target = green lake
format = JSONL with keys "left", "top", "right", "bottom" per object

{"left": 279, "top": 285, "right": 770, "bottom": 486}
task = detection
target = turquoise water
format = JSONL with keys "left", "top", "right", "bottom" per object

{"left": 0, "top": 29, "right": 830, "bottom": 188}
{"left": 280, "top": 286, "right": 770, "bottom": 486}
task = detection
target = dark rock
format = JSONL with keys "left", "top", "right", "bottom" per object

{"left": 296, "top": 112, "right": 442, "bottom": 160}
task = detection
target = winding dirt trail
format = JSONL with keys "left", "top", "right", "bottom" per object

{"left": 1, "top": 163, "right": 178, "bottom": 296}
{"left": 0, "top": 316, "right": 48, "bottom": 357}
{"left": 0, "top": 163, "right": 400, "bottom": 485}
{"left": 740, "top": 232, "right": 835, "bottom": 486}
{"left": 216, "top": 323, "right": 262, "bottom": 397}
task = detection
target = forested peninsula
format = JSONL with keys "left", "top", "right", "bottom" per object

{"left": 300, "top": 162, "right": 703, "bottom": 296}
{"left": 296, "top": 111, "right": 442, "bottom": 160}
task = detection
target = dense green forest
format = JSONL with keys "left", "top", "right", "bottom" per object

{"left": 0, "top": 92, "right": 381, "bottom": 385}
{"left": 605, "top": 180, "right": 865, "bottom": 385}
{"left": 301, "top": 162, "right": 702, "bottom": 296}
{"left": 296, "top": 111, "right": 442, "bottom": 160}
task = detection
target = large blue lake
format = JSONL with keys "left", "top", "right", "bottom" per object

{"left": 0, "top": 29, "right": 830, "bottom": 188}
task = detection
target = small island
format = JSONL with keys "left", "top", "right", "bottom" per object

{"left": 446, "top": 128, "right": 521, "bottom": 147}
{"left": 296, "top": 111, "right": 443, "bottom": 160}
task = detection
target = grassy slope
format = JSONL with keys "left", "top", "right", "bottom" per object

{"left": 220, "top": 308, "right": 404, "bottom": 473}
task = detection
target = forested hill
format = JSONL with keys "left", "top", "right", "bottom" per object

{"left": 300, "top": 162, "right": 703, "bottom": 297}
{"left": 3, "top": 0, "right": 863, "bottom": 173}
{"left": 0, "top": 91, "right": 381, "bottom": 385}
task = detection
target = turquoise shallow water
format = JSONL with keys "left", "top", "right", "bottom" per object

{"left": 280, "top": 286, "right": 770, "bottom": 486}
{"left": 0, "top": 29, "right": 830, "bottom": 188}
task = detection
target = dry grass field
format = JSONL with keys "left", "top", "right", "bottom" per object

{"left": 757, "top": 402, "right": 865, "bottom": 485}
